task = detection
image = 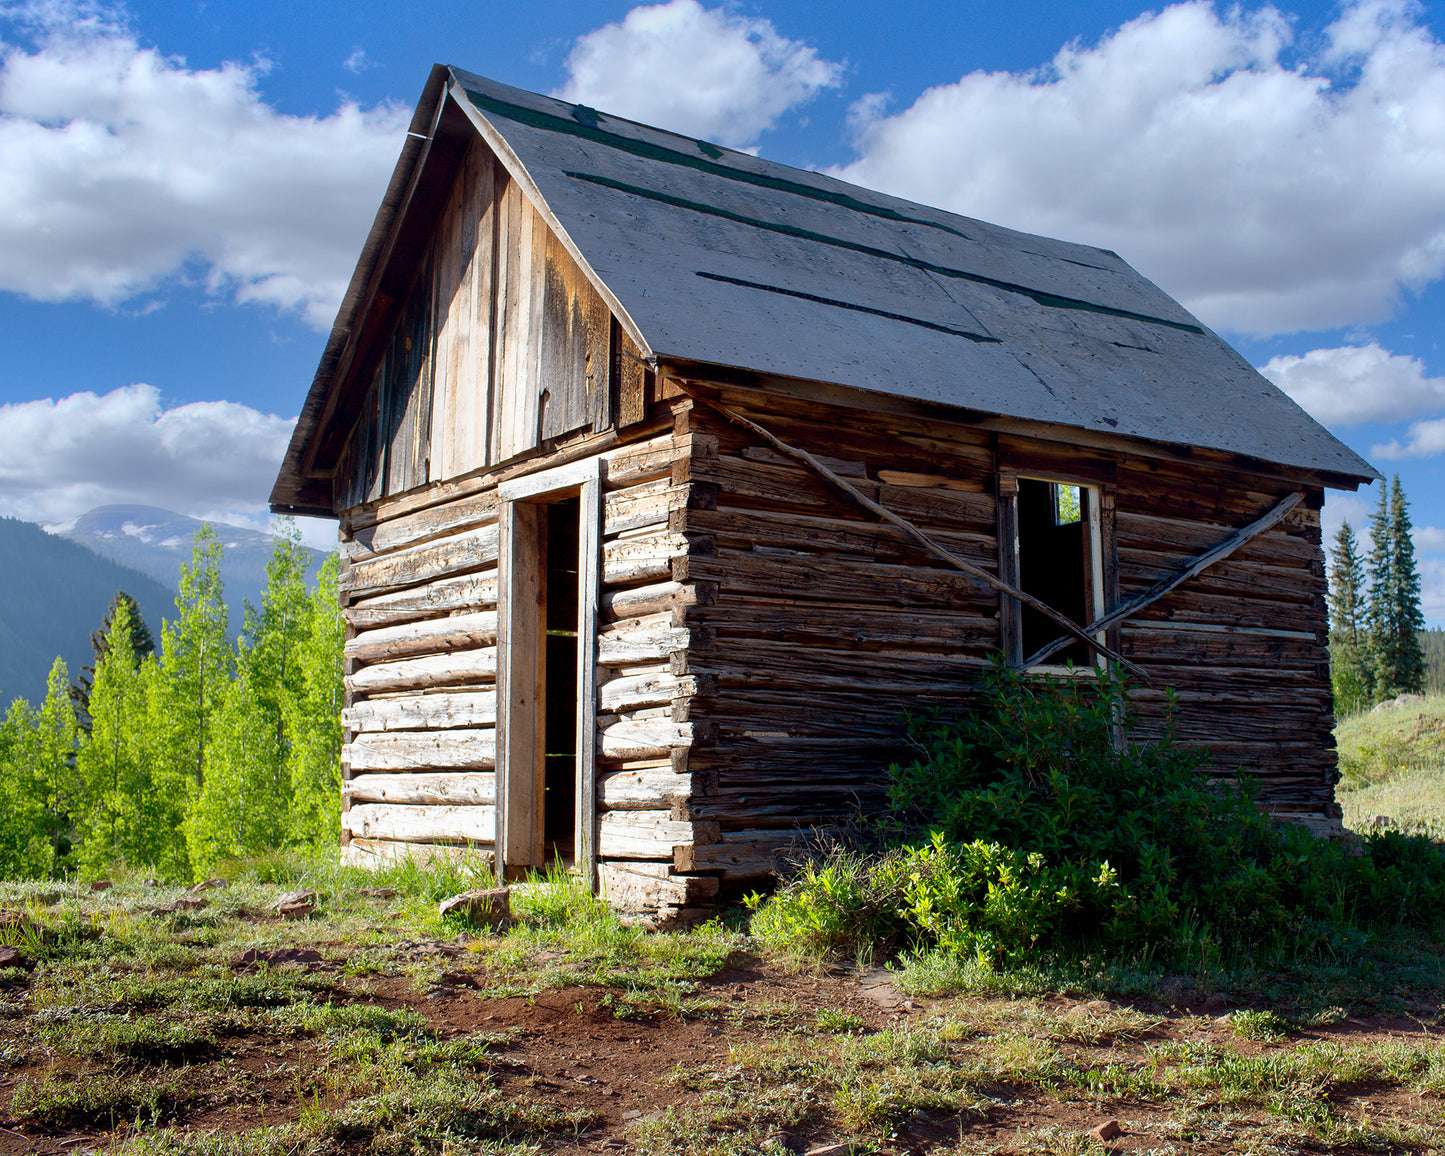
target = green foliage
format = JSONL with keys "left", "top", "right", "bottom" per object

{"left": 0, "top": 520, "right": 344, "bottom": 883}
{"left": 753, "top": 661, "right": 1445, "bottom": 968}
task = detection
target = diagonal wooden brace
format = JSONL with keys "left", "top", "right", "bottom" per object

{"left": 1018, "top": 490, "right": 1305, "bottom": 670}
{"left": 679, "top": 386, "right": 1143, "bottom": 678}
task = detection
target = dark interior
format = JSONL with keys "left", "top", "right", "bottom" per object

{"left": 542, "top": 497, "right": 580, "bottom": 863}
{"left": 1018, "top": 478, "right": 1092, "bottom": 665}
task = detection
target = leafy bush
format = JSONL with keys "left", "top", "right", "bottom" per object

{"left": 753, "top": 660, "right": 1445, "bottom": 968}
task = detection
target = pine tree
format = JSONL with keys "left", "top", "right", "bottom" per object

{"left": 1327, "top": 520, "right": 1371, "bottom": 714}
{"left": 70, "top": 591, "right": 155, "bottom": 729}
{"left": 1385, "top": 476, "right": 1427, "bottom": 694}
{"left": 1364, "top": 477, "right": 1427, "bottom": 699}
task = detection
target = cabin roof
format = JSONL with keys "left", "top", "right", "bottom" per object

{"left": 272, "top": 66, "right": 1376, "bottom": 512}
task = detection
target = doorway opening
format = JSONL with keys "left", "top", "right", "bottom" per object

{"left": 1015, "top": 477, "right": 1103, "bottom": 668}
{"left": 542, "top": 497, "right": 580, "bottom": 865}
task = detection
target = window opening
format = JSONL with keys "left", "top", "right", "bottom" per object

{"left": 1017, "top": 478, "right": 1100, "bottom": 667}
{"left": 542, "top": 497, "right": 580, "bottom": 865}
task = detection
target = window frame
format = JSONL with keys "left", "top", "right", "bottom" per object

{"left": 999, "top": 470, "right": 1108, "bottom": 676}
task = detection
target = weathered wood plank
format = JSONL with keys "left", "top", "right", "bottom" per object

{"left": 599, "top": 671, "right": 693, "bottom": 712}
{"left": 598, "top": 861, "right": 718, "bottom": 914}
{"left": 344, "top": 690, "right": 497, "bottom": 732}
{"left": 346, "top": 611, "right": 499, "bottom": 663}
{"left": 598, "top": 810, "right": 702, "bottom": 859}
{"left": 598, "top": 717, "right": 693, "bottom": 759}
{"left": 343, "top": 838, "right": 493, "bottom": 867}
{"left": 345, "top": 572, "right": 498, "bottom": 628}
{"left": 343, "top": 803, "right": 495, "bottom": 844}
{"left": 347, "top": 771, "right": 496, "bottom": 806}
{"left": 344, "top": 728, "right": 496, "bottom": 772}
{"left": 340, "top": 525, "right": 500, "bottom": 596}
{"left": 349, "top": 647, "right": 497, "bottom": 694}
{"left": 599, "top": 767, "right": 697, "bottom": 811}
{"left": 598, "top": 616, "right": 690, "bottom": 666}
{"left": 603, "top": 531, "right": 687, "bottom": 586}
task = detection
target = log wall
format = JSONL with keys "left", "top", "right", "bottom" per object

{"left": 666, "top": 380, "right": 1340, "bottom": 882}
{"left": 336, "top": 404, "right": 718, "bottom": 919}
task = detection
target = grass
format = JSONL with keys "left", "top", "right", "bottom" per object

{"left": 7, "top": 855, "right": 1445, "bottom": 1154}
{"left": 1336, "top": 693, "right": 1445, "bottom": 832}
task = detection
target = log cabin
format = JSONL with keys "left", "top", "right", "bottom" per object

{"left": 271, "top": 66, "right": 1379, "bottom": 923}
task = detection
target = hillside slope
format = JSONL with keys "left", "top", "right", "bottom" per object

{"left": 51, "top": 506, "right": 329, "bottom": 631}
{"left": 0, "top": 517, "right": 175, "bottom": 709}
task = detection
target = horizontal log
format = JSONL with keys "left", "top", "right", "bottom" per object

{"left": 598, "top": 810, "right": 707, "bottom": 859}
{"left": 600, "top": 671, "right": 694, "bottom": 712}
{"left": 701, "top": 600, "right": 999, "bottom": 651}
{"left": 601, "top": 433, "right": 689, "bottom": 490}
{"left": 347, "top": 772, "right": 496, "bottom": 806}
{"left": 678, "top": 549, "right": 993, "bottom": 609}
{"left": 676, "top": 832, "right": 798, "bottom": 878}
{"left": 599, "top": 717, "right": 693, "bottom": 759}
{"left": 343, "top": 803, "right": 496, "bottom": 844}
{"left": 599, "top": 767, "right": 697, "bottom": 810}
{"left": 341, "top": 524, "right": 500, "bottom": 597}
{"left": 682, "top": 505, "right": 994, "bottom": 567}
{"left": 603, "top": 531, "right": 687, "bottom": 586}
{"left": 345, "top": 572, "right": 498, "bottom": 628}
{"left": 350, "top": 647, "right": 498, "bottom": 694}
{"left": 597, "top": 861, "right": 719, "bottom": 913}
{"left": 344, "top": 690, "right": 497, "bottom": 732}
{"left": 1115, "top": 510, "right": 1317, "bottom": 566}
{"left": 342, "top": 838, "right": 493, "bottom": 867}
{"left": 598, "top": 617, "right": 689, "bottom": 666}
{"left": 602, "top": 580, "right": 704, "bottom": 620}
{"left": 875, "top": 469, "right": 983, "bottom": 493}
{"left": 344, "top": 491, "right": 499, "bottom": 562}
{"left": 346, "top": 611, "right": 498, "bottom": 663}
{"left": 344, "top": 728, "right": 496, "bottom": 772}
{"left": 1119, "top": 626, "right": 1321, "bottom": 667}
{"left": 605, "top": 479, "right": 683, "bottom": 536}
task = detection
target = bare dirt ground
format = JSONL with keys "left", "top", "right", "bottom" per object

{"left": 3, "top": 883, "right": 1445, "bottom": 1155}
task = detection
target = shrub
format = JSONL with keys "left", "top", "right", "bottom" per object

{"left": 753, "top": 659, "right": 1445, "bottom": 968}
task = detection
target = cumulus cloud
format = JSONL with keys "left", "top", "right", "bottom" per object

{"left": 555, "top": 0, "right": 843, "bottom": 148}
{"left": 1260, "top": 343, "right": 1445, "bottom": 427}
{"left": 0, "top": 2, "right": 408, "bottom": 327}
{"left": 833, "top": 0, "right": 1445, "bottom": 337}
{"left": 0, "top": 384, "right": 297, "bottom": 531}
{"left": 1372, "top": 417, "right": 1445, "bottom": 459}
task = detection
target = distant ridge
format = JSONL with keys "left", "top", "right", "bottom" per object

{"left": 0, "top": 516, "right": 175, "bottom": 709}
{"left": 50, "top": 506, "right": 329, "bottom": 631}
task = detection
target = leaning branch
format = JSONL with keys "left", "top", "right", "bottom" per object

{"left": 1018, "top": 490, "right": 1305, "bottom": 669}
{"left": 680, "top": 387, "right": 1142, "bottom": 677}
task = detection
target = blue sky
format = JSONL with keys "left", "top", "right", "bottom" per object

{"left": 1, "top": 0, "right": 1444, "bottom": 621}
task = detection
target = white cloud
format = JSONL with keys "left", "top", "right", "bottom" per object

{"left": 0, "top": 3, "right": 408, "bottom": 327}
{"left": 0, "top": 384, "right": 301, "bottom": 533}
{"left": 556, "top": 0, "right": 843, "bottom": 148}
{"left": 342, "top": 47, "right": 372, "bottom": 75}
{"left": 833, "top": 0, "right": 1445, "bottom": 338}
{"left": 1415, "top": 525, "right": 1445, "bottom": 552}
{"left": 1259, "top": 343, "right": 1445, "bottom": 426}
{"left": 1372, "top": 417, "right": 1445, "bottom": 459}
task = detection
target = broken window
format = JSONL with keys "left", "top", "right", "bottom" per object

{"left": 1009, "top": 477, "right": 1105, "bottom": 669}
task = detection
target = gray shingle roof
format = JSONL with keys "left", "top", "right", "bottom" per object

{"left": 451, "top": 68, "right": 1376, "bottom": 484}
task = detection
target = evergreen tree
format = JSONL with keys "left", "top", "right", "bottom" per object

{"left": 70, "top": 591, "right": 155, "bottom": 729}
{"left": 1327, "top": 520, "right": 1371, "bottom": 714}
{"left": 1384, "top": 476, "right": 1427, "bottom": 694}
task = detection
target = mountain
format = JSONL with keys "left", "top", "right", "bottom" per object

{"left": 50, "top": 506, "right": 330, "bottom": 633}
{"left": 0, "top": 517, "right": 176, "bottom": 710}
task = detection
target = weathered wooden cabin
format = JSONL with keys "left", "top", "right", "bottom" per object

{"left": 271, "top": 66, "right": 1378, "bottom": 921}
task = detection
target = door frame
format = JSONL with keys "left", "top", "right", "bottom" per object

{"left": 496, "top": 456, "right": 602, "bottom": 888}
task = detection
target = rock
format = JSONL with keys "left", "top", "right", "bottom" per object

{"left": 0, "top": 910, "right": 34, "bottom": 934}
{"left": 1157, "top": 976, "right": 1191, "bottom": 1005}
{"left": 153, "top": 896, "right": 208, "bottom": 915}
{"left": 1203, "top": 992, "right": 1230, "bottom": 1014}
{"left": 0, "top": 945, "right": 34, "bottom": 970}
{"left": 271, "top": 890, "right": 318, "bottom": 920}
{"left": 89, "top": 879, "right": 113, "bottom": 892}
{"left": 803, "top": 1144, "right": 868, "bottom": 1156}
{"left": 1090, "top": 1119, "right": 1123, "bottom": 1142}
{"left": 144, "top": 879, "right": 161, "bottom": 887}
{"left": 438, "top": 887, "right": 511, "bottom": 930}
{"left": 189, "top": 878, "right": 229, "bottom": 893}
{"left": 621, "top": 1109, "right": 643, "bottom": 1121}
{"left": 357, "top": 887, "right": 397, "bottom": 899}
{"left": 237, "top": 947, "right": 323, "bottom": 967}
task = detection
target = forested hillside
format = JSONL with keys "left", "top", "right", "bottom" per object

{"left": 0, "top": 517, "right": 174, "bottom": 708}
